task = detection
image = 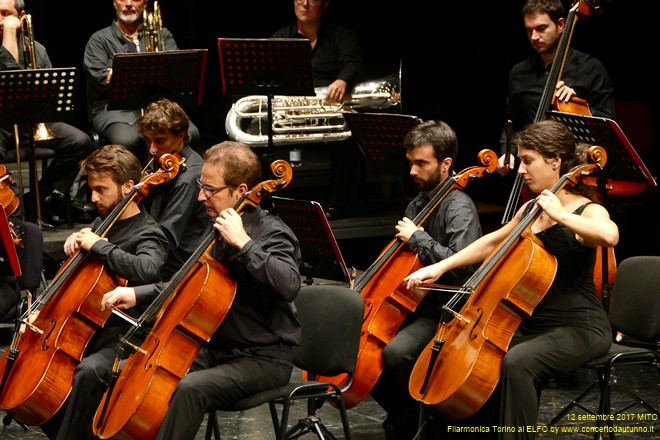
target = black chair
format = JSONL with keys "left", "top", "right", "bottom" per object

{"left": 206, "top": 283, "right": 364, "bottom": 440}
{"left": 547, "top": 256, "right": 660, "bottom": 438}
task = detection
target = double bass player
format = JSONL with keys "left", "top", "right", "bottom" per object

{"left": 405, "top": 120, "right": 618, "bottom": 438}
{"left": 496, "top": 0, "right": 615, "bottom": 176}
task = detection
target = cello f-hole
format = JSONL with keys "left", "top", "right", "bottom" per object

{"left": 41, "top": 320, "right": 57, "bottom": 351}
{"left": 144, "top": 338, "right": 160, "bottom": 372}
{"left": 469, "top": 309, "right": 483, "bottom": 340}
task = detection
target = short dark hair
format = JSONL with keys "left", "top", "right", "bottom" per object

{"left": 521, "top": 0, "right": 565, "bottom": 23}
{"left": 403, "top": 120, "right": 458, "bottom": 170}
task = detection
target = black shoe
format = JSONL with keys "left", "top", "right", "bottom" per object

{"left": 42, "top": 190, "right": 71, "bottom": 226}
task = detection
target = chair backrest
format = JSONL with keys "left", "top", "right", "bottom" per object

{"left": 608, "top": 255, "right": 660, "bottom": 342}
{"left": 293, "top": 284, "right": 364, "bottom": 379}
{"left": 15, "top": 221, "right": 44, "bottom": 291}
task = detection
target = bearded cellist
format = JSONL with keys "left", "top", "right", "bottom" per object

{"left": 101, "top": 141, "right": 303, "bottom": 440}
{"left": 370, "top": 120, "right": 483, "bottom": 439}
{"left": 405, "top": 120, "right": 619, "bottom": 439}
{"left": 39, "top": 144, "right": 170, "bottom": 439}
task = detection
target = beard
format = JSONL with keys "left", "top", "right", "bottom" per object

{"left": 96, "top": 193, "right": 124, "bottom": 219}
{"left": 118, "top": 10, "right": 142, "bottom": 25}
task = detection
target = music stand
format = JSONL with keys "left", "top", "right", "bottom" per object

{"left": 343, "top": 112, "right": 423, "bottom": 212}
{"left": 0, "top": 67, "right": 78, "bottom": 227}
{"left": 550, "top": 111, "right": 657, "bottom": 312}
{"left": 108, "top": 49, "right": 208, "bottom": 110}
{"left": 218, "top": 38, "right": 315, "bottom": 160}
{"left": 270, "top": 196, "right": 350, "bottom": 285}
{"left": 549, "top": 111, "right": 656, "bottom": 188}
{"left": 0, "top": 210, "right": 20, "bottom": 278}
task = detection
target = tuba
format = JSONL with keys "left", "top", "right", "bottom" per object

{"left": 143, "top": 1, "right": 164, "bottom": 52}
{"left": 225, "top": 67, "right": 402, "bottom": 147}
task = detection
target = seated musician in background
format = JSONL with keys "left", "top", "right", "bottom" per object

{"left": 0, "top": 0, "right": 95, "bottom": 225}
{"left": 369, "top": 120, "right": 482, "bottom": 440}
{"left": 103, "top": 141, "right": 302, "bottom": 440}
{"left": 40, "top": 144, "right": 170, "bottom": 440}
{"left": 272, "top": 0, "right": 364, "bottom": 103}
{"left": 137, "top": 98, "right": 210, "bottom": 280}
{"left": 272, "top": 0, "right": 366, "bottom": 218}
{"left": 497, "top": 0, "right": 615, "bottom": 176}
{"left": 83, "top": 0, "right": 200, "bottom": 163}
{"left": 405, "top": 120, "right": 618, "bottom": 438}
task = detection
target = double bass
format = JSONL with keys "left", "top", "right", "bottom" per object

{"left": 502, "top": 0, "right": 601, "bottom": 224}
{"left": 92, "top": 160, "right": 292, "bottom": 440}
{"left": 0, "top": 153, "right": 184, "bottom": 426}
{"left": 408, "top": 146, "right": 607, "bottom": 420}
{"left": 311, "top": 149, "right": 498, "bottom": 409}
{"left": 500, "top": 0, "right": 615, "bottom": 303}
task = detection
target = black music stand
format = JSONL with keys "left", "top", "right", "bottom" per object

{"left": 218, "top": 38, "right": 315, "bottom": 162}
{"left": 108, "top": 49, "right": 208, "bottom": 110}
{"left": 549, "top": 111, "right": 656, "bottom": 189}
{"left": 270, "top": 196, "right": 350, "bottom": 285}
{"left": 0, "top": 67, "right": 78, "bottom": 227}
{"left": 343, "top": 112, "right": 423, "bottom": 212}
{"left": 550, "top": 111, "right": 657, "bottom": 311}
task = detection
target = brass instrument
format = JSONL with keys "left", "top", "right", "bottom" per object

{"left": 143, "top": 1, "right": 164, "bottom": 52}
{"left": 19, "top": 14, "right": 55, "bottom": 142}
{"left": 15, "top": 13, "right": 55, "bottom": 228}
{"left": 225, "top": 68, "right": 402, "bottom": 147}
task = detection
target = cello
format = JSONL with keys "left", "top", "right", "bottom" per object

{"left": 0, "top": 153, "right": 184, "bottom": 426}
{"left": 408, "top": 146, "right": 607, "bottom": 420}
{"left": 92, "top": 160, "right": 292, "bottom": 440}
{"left": 311, "top": 149, "right": 498, "bottom": 409}
{"left": 0, "top": 165, "right": 23, "bottom": 249}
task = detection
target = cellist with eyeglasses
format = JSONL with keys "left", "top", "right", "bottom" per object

{"left": 405, "top": 120, "right": 618, "bottom": 438}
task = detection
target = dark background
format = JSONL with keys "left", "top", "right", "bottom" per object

{"left": 26, "top": 0, "right": 660, "bottom": 261}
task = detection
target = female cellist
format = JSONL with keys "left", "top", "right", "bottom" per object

{"left": 405, "top": 120, "right": 618, "bottom": 438}
{"left": 95, "top": 142, "right": 302, "bottom": 440}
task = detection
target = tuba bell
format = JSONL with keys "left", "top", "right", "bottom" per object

{"left": 144, "top": 1, "right": 164, "bottom": 52}
{"left": 225, "top": 67, "right": 403, "bottom": 147}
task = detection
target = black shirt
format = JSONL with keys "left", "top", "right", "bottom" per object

{"left": 272, "top": 21, "right": 365, "bottom": 90}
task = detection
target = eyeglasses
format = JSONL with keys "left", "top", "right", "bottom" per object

{"left": 295, "top": 0, "right": 322, "bottom": 5}
{"left": 195, "top": 178, "right": 230, "bottom": 198}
